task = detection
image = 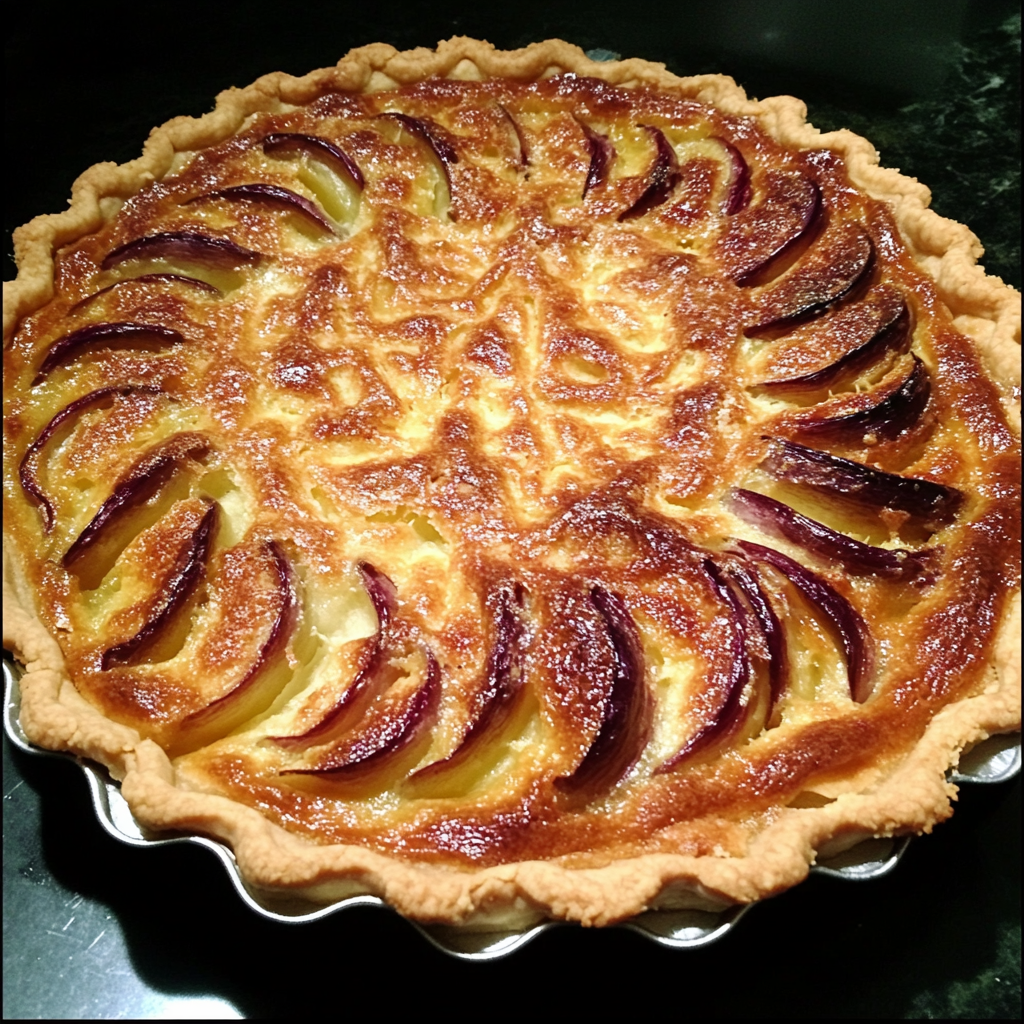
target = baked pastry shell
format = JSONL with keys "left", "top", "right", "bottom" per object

{"left": 3, "top": 37, "right": 1020, "bottom": 928}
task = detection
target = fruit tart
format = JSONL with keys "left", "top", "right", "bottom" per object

{"left": 3, "top": 38, "right": 1020, "bottom": 929}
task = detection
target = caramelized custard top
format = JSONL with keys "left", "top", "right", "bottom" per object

{"left": 4, "top": 74, "right": 1019, "bottom": 867}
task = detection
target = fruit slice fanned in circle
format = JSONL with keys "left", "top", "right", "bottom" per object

{"left": 19, "top": 385, "right": 163, "bottom": 532}
{"left": 379, "top": 113, "right": 459, "bottom": 217}
{"left": 284, "top": 648, "right": 441, "bottom": 781}
{"left": 726, "top": 562, "right": 788, "bottom": 724}
{"left": 184, "top": 184, "right": 338, "bottom": 235}
{"left": 737, "top": 540, "right": 875, "bottom": 703}
{"left": 728, "top": 488, "right": 938, "bottom": 581}
{"left": 576, "top": 117, "right": 616, "bottom": 197}
{"left": 174, "top": 540, "right": 300, "bottom": 754}
{"left": 32, "top": 323, "right": 186, "bottom": 386}
{"left": 272, "top": 561, "right": 398, "bottom": 748}
{"left": 101, "top": 500, "right": 218, "bottom": 669}
{"left": 262, "top": 132, "right": 366, "bottom": 190}
{"left": 618, "top": 125, "right": 681, "bottom": 220}
{"left": 655, "top": 560, "right": 753, "bottom": 774}
{"left": 748, "top": 218, "right": 873, "bottom": 331}
{"left": 792, "top": 354, "right": 931, "bottom": 442}
{"left": 262, "top": 132, "right": 365, "bottom": 228}
{"left": 555, "top": 586, "right": 651, "bottom": 796}
{"left": 71, "top": 274, "right": 219, "bottom": 313}
{"left": 497, "top": 105, "right": 530, "bottom": 169}
{"left": 715, "top": 170, "right": 821, "bottom": 284}
{"left": 410, "top": 584, "right": 527, "bottom": 781}
{"left": 102, "top": 231, "right": 263, "bottom": 272}
{"left": 712, "top": 136, "right": 752, "bottom": 214}
{"left": 757, "top": 285, "right": 911, "bottom": 393}
{"left": 62, "top": 432, "right": 211, "bottom": 590}
{"left": 759, "top": 437, "right": 963, "bottom": 524}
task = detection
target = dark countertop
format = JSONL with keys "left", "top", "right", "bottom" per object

{"left": 5, "top": 3, "right": 1020, "bottom": 1018}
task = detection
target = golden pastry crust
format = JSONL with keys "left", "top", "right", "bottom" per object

{"left": 3, "top": 37, "right": 1020, "bottom": 927}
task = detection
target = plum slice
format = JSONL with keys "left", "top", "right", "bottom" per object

{"left": 380, "top": 113, "right": 458, "bottom": 208}
{"left": 716, "top": 170, "right": 822, "bottom": 284}
{"left": 178, "top": 540, "right": 299, "bottom": 748}
{"left": 712, "top": 136, "right": 752, "bottom": 215}
{"left": 101, "top": 500, "right": 218, "bottom": 669}
{"left": 19, "top": 385, "right": 162, "bottom": 532}
{"left": 285, "top": 650, "right": 441, "bottom": 780}
{"left": 728, "top": 488, "right": 937, "bottom": 581}
{"left": 555, "top": 586, "right": 651, "bottom": 796}
{"left": 262, "top": 132, "right": 365, "bottom": 190}
{"left": 758, "top": 286, "right": 911, "bottom": 393}
{"left": 62, "top": 432, "right": 210, "bottom": 577}
{"left": 760, "top": 437, "right": 963, "bottom": 523}
{"left": 727, "top": 561, "right": 788, "bottom": 721}
{"left": 575, "top": 118, "right": 616, "bottom": 197}
{"left": 33, "top": 322, "right": 185, "bottom": 385}
{"left": 498, "top": 105, "right": 530, "bottom": 168}
{"left": 383, "top": 114, "right": 459, "bottom": 165}
{"left": 737, "top": 540, "right": 875, "bottom": 703}
{"left": 794, "top": 355, "right": 931, "bottom": 442}
{"left": 272, "top": 561, "right": 397, "bottom": 748}
{"left": 71, "top": 274, "right": 219, "bottom": 312}
{"left": 748, "top": 218, "right": 873, "bottom": 330}
{"left": 656, "top": 559, "right": 752, "bottom": 773}
{"left": 411, "top": 585, "right": 526, "bottom": 780}
{"left": 102, "top": 232, "right": 263, "bottom": 272}
{"left": 185, "top": 184, "right": 337, "bottom": 234}
{"left": 619, "top": 125, "right": 681, "bottom": 220}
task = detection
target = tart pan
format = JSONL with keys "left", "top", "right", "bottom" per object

{"left": 4, "top": 656, "right": 1019, "bottom": 961}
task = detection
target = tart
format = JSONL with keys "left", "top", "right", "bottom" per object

{"left": 3, "top": 38, "right": 1020, "bottom": 929}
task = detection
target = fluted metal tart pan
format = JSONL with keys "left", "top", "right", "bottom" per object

{"left": 4, "top": 656, "right": 1018, "bottom": 961}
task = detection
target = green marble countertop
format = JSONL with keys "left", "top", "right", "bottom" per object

{"left": 5, "top": 2, "right": 1020, "bottom": 1018}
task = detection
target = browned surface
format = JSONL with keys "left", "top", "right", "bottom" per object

{"left": 4, "top": 74, "right": 1019, "bottom": 869}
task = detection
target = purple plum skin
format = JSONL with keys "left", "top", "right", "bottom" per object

{"left": 379, "top": 114, "right": 458, "bottom": 211}
{"left": 796, "top": 355, "right": 931, "bottom": 442}
{"left": 747, "top": 219, "right": 874, "bottom": 331}
{"left": 759, "top": 293, "right": 911, "bottom": 393}
{"left": 655, "top": 560, "right": 750, "bottom": 773}
{"left": 101, "top": 501, "right": 218, "bottom": 669}
{"left": 19, "top": 385, "right": 162, "bottom": 532}
{"left": 262, "top": 132, "right": 365, "bottom": 189}
{"left": 186, "top": 184, "right": 337, "bottom": 234}
{"left": 713, "top": 136, "right": 752, "bottom": 215}
{"left": 737, "top": 539, "right": 875, "bottom": 703}
{"left": 497, "top": 105, "right": 530, "bottom": 168}
{"left": 33, "top": 322, "right": 185, "bottom": 385}
{"left": 295, "top": 651, "right": 441, "bottom": 779}
{"left": 721, "top": 171, "right": 822, "bottom": 285}
{"left": 576, "top": 119, "right": 616, "bottom": 198}
{"left": 101, "top": 232, "right": 262, "bottom": 272}
{"left": 555, "top": 586, "right": 651, "bottom": 795}
{"left": 727, "top": 562, "right": 788, "bottom": 721}
{"left": 411, "top": 585, "right": 526, "bottom": 780}
{"left": 180, "top": 540, "right": 299, "bottom": 731}
{"left": 760, "top": 437, "right": 963, "bottom": 524}
{"left": 62, "top": 433, "right": 209, "bottom": 572}
{"left": 618, "top": 125, "right": 681, "bottom": 221}
{"left": 729, "top": 488, "right": 936, "bottom": 581}
{"left": 71, "top": 274, "right": 218, "bottom": 312}
{"left": 272, "top": 561, "right": 397, "bottom": 748}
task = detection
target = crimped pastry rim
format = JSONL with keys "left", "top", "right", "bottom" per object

{"left": 3, "top": 36, "right": 1020, "bottom": 928}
